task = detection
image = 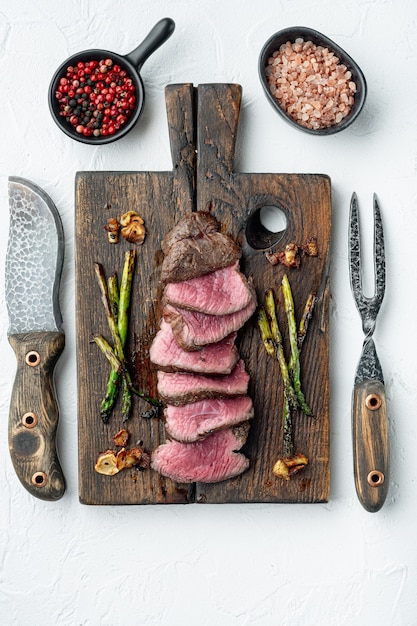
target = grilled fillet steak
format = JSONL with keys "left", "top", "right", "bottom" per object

{"left": 149, "top": 320, "right": 239, "bottom": 375}
{"left": 151, "top": 423, "right": 250, "bottom": 483}
{"left": 160, "top": 211, "right": 242, "bottom": 285}
{"left": 163, "top": 262, "right": 257, "bottom": 316}
{"left": 157, "top": 359, "right": 250, "bottom": 406}
{"left": 161, "top": 233, "right": 241, "bottom": 284}
{"left": 163, "top": 299, "right": 257, "bottom": 351}
{"left": 161, "top": 211, "right": 219, "bottom": 254}
{"left": 164, "top": 396, "right": 254, "bottom": 442}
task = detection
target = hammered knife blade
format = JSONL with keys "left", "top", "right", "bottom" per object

{"left": 5, "top": 177, "right": 65, "bottom": 500}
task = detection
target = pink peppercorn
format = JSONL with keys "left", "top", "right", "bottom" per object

{"left": 54, "top": 56, "right": 136, "bottom": 138}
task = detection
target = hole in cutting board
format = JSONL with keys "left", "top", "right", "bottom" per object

{"left": 245, "top": 204, "right": 288, "bottom": 250}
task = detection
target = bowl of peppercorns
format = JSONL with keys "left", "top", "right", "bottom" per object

{"left": 48, "top": 17, "right": 175, "bottom": 144}
{"left": 259, "top": 26, "right": 367, "bottom": 135}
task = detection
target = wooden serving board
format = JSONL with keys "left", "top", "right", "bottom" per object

{"left": 75, "top": 83, "right": 331, "bottom": 505}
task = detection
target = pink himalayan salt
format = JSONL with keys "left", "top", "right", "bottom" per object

{"left": 265, "top": 38, "right": 357, "bottom": 130}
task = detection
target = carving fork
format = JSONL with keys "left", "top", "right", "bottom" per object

{"left": 349, "top": 192, "right": 389, "bottom": 512}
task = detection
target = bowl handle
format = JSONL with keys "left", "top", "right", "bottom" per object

{"left": 126, "top": 18, "right": 175, "bottom": 71}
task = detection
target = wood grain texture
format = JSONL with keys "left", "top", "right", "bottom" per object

{"left": 75, "top": 83, "right": 331, "bottom": 505}
{"left": 8, "top": 331, "right": 65, "bottom": 501}
{"left": 352, "top": 380, "right": 389, "bottom": 512}
{"left": 195, "top": 84, "right": 331, "bottom": 503}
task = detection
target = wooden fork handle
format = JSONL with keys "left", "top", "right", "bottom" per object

{"left": 352, "top": 379, "right": 389, "bottom": 512}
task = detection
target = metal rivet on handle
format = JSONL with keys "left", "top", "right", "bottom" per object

{"left": 367, "top": 470, "right": 384, "bottom": 487}
{"left": 365, "top": 393, "right": 382, "bottom": 410}
{"left": 25, "top": 351, "right": 41, "bottom": 367}
{"left": 22, "top": 412, "right": 38, "bottom": 428}
{"left": 31, "top": 472, "right": 47, "bottom": 488}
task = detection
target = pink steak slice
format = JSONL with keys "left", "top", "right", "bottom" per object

{"left": 151, "top": 423, "right": 250, "bottom": 483}
{"left": 164, "top": 395, "right": 254, "bottom": 442}
{"left": 149, "top": 320, "right": 238, "bottom": 375}
{"left": 164, "top": 262, "right": 256, "bottom": 316}
{"left": 156, "top": 359, "right": 250, "bottom": 406}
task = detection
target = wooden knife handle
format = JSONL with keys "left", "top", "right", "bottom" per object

{"left": 8, "top": 331, "right": 66, "bottom": 501}
{"left": 352, "top": 379, "right": 389, "bottom": 512}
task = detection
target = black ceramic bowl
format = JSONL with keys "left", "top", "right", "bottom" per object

{"left": 259, "top": 26, "right": 367, "bottom": 135}
{"left": 48, "top": 17, "right": 175, "bottom": 145}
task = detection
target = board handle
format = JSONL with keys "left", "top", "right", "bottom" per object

{"left": 8, "top": 331, "right": 66, "bottom": 501}
{"left": 352, "top": 379, "right": 389, "bottom": 512}
{"left": 165, "top": 84, "right": 197, "bottom": 214}
{"left": 197, "top": 83, "right": 242, "bottom": 178}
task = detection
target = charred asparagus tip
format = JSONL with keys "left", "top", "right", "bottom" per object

{"left": 257, "top": 308, "right": 276, "bottom": 357}
{"left": 298, "top": 292, "right": 317, "bottom": 350}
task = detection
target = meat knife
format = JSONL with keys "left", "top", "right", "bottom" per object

{"left": 5, "top": 177, "right": 66, "bottom": 500}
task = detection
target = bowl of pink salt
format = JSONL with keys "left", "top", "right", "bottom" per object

{"left": 259, "top": 27, "right": 367, "bottom": 135}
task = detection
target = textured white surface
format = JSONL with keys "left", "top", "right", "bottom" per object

{"left": 1, "top": 1, "right": 417, "bottom": 624}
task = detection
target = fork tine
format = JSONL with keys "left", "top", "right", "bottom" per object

{"left": 373, "top": 193, "right": 386, "bottom": 307}
{"left": 349, "top": 192, "right": 364, "bottom": 308}
{"left": 349, "top": 192, "right": 386, "bottom": 327}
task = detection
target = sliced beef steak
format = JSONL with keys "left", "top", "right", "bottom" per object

{"left": 149, "top": 320, "right": 239, "bottom": 375}
{"left": 163, "top": 299, "right": 257, "bottom": 350}
{"left": 164, "top": 262, "right": 257, "bottom": 316}
{"left": 164, "top": 396, "right": 254, "bottom": 442}
{"left": 151, "top": 423, "right": 250, "bottom": 483}
{"left": 157, "top": 359, "right": 250, "bottom": 405}
{"left": 153, "top": 212, "right": 254, "bottom": 484}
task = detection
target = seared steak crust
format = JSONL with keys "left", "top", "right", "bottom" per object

{"left": 161, "top": 211, "right": 219, "bottom": 254}
{"left": 160, "top": 208, "right": 242, "bottom": 284}
{"left": 161, "top": 233, "right": 241, "bottom": 284}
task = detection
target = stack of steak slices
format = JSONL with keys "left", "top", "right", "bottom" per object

{"left": 150, "top": 212, "right": 257, "bottom": 484}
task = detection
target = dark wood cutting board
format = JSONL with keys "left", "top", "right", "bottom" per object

{"left": 75, "top": 83, "right": 331, "bottom": 505}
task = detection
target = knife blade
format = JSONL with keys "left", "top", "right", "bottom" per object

{"left": 5, "top": 177, "right": 66, "bottom": 501}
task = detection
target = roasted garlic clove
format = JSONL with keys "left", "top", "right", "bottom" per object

{"left": 281, "top": 243, "right": 301, "bottom": 268}
{"left": 120, "top": 210, "right": 140, "bottom": 226}
{"left": 95, "top": 450, "right": 120, "bottom": 475}
{"left": 104, "top": 217, "right": 120, "bottom": 244}
{"left": 116, "top": 448, "right": 128, "bottom": 471}
{"left": 120, "top": 211, "right": 146, "bottom": 244}
{"left": 116, "top": 446, "right": 151, "bottom": 470}
{"left": 303, "top": 237, "right": 318, "bottom": 257}
{"left": 272, "top": 458, "right": 291, "bottom": 481}
{"left": 273, "top": 453, "right": 309, "bottom": 480}
{"left": 265, "top": 243, "right": 301, "bottom": 268}
{"left": 113, "top": 428, "right": 130, "bottom": 448}
{"left": 129, "top": 447, "right": 151, "bottom": 469}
